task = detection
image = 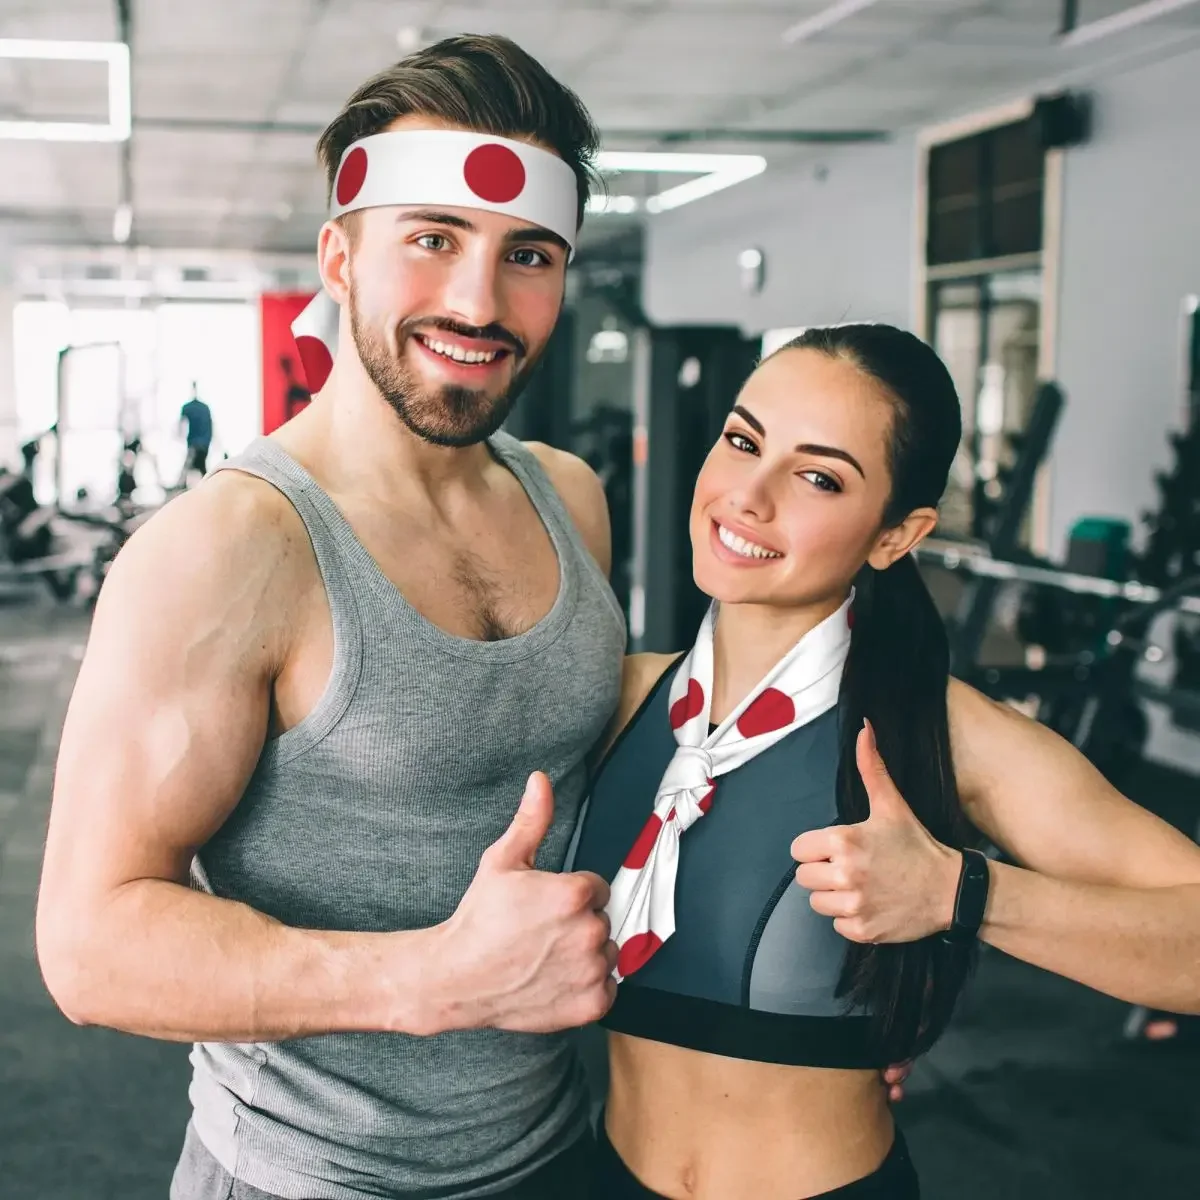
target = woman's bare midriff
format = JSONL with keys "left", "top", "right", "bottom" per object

{"left": 605, "top": 1032, "right": 895, "bottom": 1200}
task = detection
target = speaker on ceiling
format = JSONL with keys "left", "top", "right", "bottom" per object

{"left": 1032, "top": 91, "right": 1092, "bottom": 149}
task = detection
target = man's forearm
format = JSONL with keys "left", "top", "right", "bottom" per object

{"left": 39, "top": 878, "right": 446, "bottom": 1042}
{"left": 979, "top": 861, "right": 1200, "bottom": 1014}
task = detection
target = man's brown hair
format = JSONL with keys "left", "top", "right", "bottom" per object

{"left": 317, "top": 34, "right": 600, "bottom": 229}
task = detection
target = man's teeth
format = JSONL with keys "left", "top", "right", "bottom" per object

{"left": 419, "top": 336, "right": 499, "bottom": 365}
{"left": 717, "top": 523, "right": 781, "bottom": 560}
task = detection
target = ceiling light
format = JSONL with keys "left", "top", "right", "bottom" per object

{"left": 586, "top": 194, "right": 640, "bottom": 215}
{"left": 1059, "top": 0, "right": 1200, "bottom": 48}
{"left": 596, "top": 151, "right": 767, "bottom": 213}
{"left": 0, "top": 38, "right": 130, "bottom": 141}
{"left": 781, "top": 0, "right": 880, "bottom": 45}
{"left": 642, "top": 157, "right": 766, "bottom": 213}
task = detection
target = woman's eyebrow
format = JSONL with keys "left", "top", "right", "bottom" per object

{"left": 730, "top": 404, "right": 865, "bottom": 478}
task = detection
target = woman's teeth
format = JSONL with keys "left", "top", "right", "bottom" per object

{"left": 417, "top": 335, "right": 499, "bottom": 364}
{"left": 717, "top": 523, "right": 781, "bottom": 560}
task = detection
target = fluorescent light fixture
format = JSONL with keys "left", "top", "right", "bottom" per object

{"left": 586, "top": 193, "right": 640, "bottom": 215}
{"left": 1061, "top": 0, "right": 1200, "bottom": 47}
{"left": 595, "top": 150, "right": 767, "bottom": 214}
{"left": 782, "top": 0, "right": 880, "bottom": 45}
{"left": 0, "top": 38, "right": 131, "bottom": 142}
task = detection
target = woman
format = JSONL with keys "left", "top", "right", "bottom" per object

{"left": 571, "top": 324, "right": 1200, "bottom": 1199}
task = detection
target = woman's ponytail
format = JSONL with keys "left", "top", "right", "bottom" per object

{"left": 835, "top": 554, "right": 978, "bottom": 1062}
{"left": 777, "top": 323, "right": 978, "bottom": 1064}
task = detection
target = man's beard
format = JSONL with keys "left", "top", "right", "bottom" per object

{"left": 348, "top": 284, "right": 537, "bottom": 448}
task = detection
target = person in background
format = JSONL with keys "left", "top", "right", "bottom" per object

{"left": 178, "top": 382, "right": 214, "bottom": 486}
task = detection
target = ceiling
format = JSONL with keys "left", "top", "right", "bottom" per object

{"left": 1, "top": 0, "right": 1199, "bottom": 273}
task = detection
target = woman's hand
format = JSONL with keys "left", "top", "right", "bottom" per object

{"left": 790, "top": 720, "right": 962, "bottom": 944}
{"left": 882, "top": 1061, "right": 912, "bottom": 1102}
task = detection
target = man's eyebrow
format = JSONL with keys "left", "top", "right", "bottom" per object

{"left": 396, "top": 210, "right": 569, "bottom": 253}
{"left": 502, "top": 226, "right": 571, "bottom": 253}
{"left": 396, "top": 209, "right": 475, "bottom": 230}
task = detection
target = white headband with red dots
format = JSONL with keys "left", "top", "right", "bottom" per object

{"left": 290, "top": 129, "right": 580, "bottom": 394}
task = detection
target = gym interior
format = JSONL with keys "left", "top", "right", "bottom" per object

{"left": 1, "top": 2, "right": 1199, "bottom": 1197}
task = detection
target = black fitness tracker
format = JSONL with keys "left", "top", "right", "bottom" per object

{"left": 942, "top": 848, "right": 991, "bottom": 945}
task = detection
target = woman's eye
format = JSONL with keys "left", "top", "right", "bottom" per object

{"left": 510, "top": 247, "right": 549, "bottom": 267}
{"left": 724, "top": 431, "right": 758, "bottom": 455}
{"left": 801, "top": 470, "right": 842, "bottom": 494}
{"left": 416, "top": 234, "right": 449, "bottom": 251}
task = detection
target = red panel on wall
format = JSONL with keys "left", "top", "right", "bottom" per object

{"left": 260, "top": 292, "right": 317, "bottom": 434}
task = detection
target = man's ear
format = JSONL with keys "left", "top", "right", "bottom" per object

{"left": 866, "top": 507, "right": 938, "bottom": 571}
{"left": 317, "top": 219, "right": 353, "bottom": 306}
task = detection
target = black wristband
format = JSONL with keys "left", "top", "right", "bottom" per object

{"left": 942, "top": 848, "right": 990, "bottom": 945}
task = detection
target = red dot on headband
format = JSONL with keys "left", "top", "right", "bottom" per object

{"left": 463, "top": 143, "right": 526, "bottom": 204}
{"left": 295, "top": 335, "right": 334, "bottom": 394}
{"left": 336, "top": 147, "right": 368, "bottom": 207}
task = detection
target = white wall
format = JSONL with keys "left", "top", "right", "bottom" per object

{"left": 0, "top": 284, "right": 17, "bottom": 470}
{"left": 1050, "top": 44, "right": 1200, "bottom": 557}
{"left": 642, "top": 137, "right": 916, "bottom": 335}
{"left": 643, "top": 45, "right": 1200, "bottom": 564}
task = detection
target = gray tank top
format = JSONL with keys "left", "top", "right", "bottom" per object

{"left": 186, "top": 432, "right": 626, "bottom": 1199}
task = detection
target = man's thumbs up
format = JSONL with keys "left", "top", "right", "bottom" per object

{"left": 484, "top": 772, "right": 556, "bottom": 870}
{"left": 791, "top": 720, "right": 962, "bottom": 944}
{"left": 436, "top": 772, "right": 619, "bottom": 1034}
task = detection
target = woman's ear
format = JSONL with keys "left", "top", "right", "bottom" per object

{"left": 866, "top": 507, "right": 938, "bottom": 571}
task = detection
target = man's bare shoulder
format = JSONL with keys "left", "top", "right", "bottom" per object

{"left": 523, "top": 441, "right": 611, "bottom": 575}
{"left": 102, "top": 471, "right": 316, "bottom": 654}
{"left": 125, "top": 470, "right": 306, "bottom": 568}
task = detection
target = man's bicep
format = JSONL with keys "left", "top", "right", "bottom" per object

{"left": 44, "top": 499, "right": 281, "bottom": 905}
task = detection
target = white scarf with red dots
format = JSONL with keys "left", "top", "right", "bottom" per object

{"left": 605, "top": 595, "right": 853, "bottom": 981}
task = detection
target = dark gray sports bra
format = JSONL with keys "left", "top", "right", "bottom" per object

{"left": 571, "top": 657, "right": 880, "bottom": 1068}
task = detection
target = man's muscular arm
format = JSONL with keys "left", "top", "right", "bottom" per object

{"left": 525, "top": 442, "right": 612, "bottom": 577}
{"left": 36, "top": 477, "right": 433, "bottom": 1041}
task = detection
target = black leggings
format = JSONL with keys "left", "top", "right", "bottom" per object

{"left": 591, "top": 1119, "right": 920, "bottom": 1199}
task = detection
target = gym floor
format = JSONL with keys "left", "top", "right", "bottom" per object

{"left": 1, "top": 599, "right": 1195, "bottom": 1199}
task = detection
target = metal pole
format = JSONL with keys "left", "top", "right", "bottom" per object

{"left": 628, "top": 327, "right": 652, "bottom": 651}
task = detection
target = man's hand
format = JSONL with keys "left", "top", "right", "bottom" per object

{"left": 790, "top": 720, "right": 961, "bottom": 944}
{"left": 431, "top": 772, "right": 618, "bottom": 1034}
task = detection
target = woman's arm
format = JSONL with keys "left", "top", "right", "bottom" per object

{"left": 792, "top": 682, "right": 1200, "bottom": 1014}
{"left": 950, "top": 679, "right": 1200, "bottom": 1013}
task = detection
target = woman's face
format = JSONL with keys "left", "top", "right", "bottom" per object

{"left": 690, "top": 347, "right": 911, "bottom": 609}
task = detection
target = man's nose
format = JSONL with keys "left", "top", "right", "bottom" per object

{"left": 440, "top": 251, "right": 505, "bottom": 332}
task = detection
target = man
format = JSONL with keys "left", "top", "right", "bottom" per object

{"left": 178, "top": 382, "right": 214, "bottom": 483}
{"left": 37, "top": 36, "right": 626, "bottom": 1200}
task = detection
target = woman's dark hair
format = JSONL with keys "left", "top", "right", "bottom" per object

{"left": 316, "top": 34, "right": 600, "bottom": 228}
{"left": 774, "top": 323, "right": 977, "bottom": 1063}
